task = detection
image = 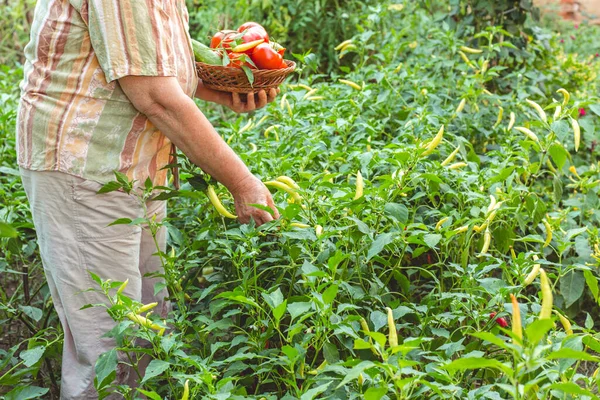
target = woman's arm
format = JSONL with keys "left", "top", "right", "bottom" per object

{"left": 118, "top": 75, "right": 279, "bottom": 225}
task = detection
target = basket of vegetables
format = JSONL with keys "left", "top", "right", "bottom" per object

{"left": 192, "top": 22, "right": 295, "bottom": 93}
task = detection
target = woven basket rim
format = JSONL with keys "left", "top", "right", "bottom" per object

{"left": 195, "top": 60, "right": 296, "bottom": 92}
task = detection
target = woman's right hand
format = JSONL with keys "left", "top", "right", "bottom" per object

{"left": 230, "top": 175, "right": 280, "bottom": 226}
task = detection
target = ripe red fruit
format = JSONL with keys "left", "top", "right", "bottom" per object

{"left": 210, "top": 30, "right": 238, "bottom": 49}
{"left": 489, "top": 312, "right": 509, "bottom": 328}
{"left": 251, "top": 43, "right": 285, "bottom": 70}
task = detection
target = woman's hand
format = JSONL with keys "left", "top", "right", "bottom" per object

{"left": 226, "top": 89, "right": 279, "bottom": 113}
{"left": 230, "top": 174, "right": 280, "bottom": 226}
{"left": 195, "top": 81, "right": 279, "bottom": 113}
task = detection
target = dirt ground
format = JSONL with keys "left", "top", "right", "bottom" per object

{"left": 534, "top": 0, "right": 600, "bottom": 23}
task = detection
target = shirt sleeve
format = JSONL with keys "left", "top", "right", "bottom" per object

{"left": 86, "top": 0, "right": 177, "bottom": 83}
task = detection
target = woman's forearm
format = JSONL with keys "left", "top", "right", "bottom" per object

{"left": 118, "top": 76, "right": 252, "bottom": 192}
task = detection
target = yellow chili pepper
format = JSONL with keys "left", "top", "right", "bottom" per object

{"left": 542, "top": 219, "right": 552, "bottom": 248}
{"left": 507, "top": 111, "right": 516, "bottom": 131}
{"left": 455, "top": 98, "right": 466, "bottom": 114}
{"left": 556, "top": 88, "right": 570, "bottom": 106}
{"left": 126, "top": 312, "right": 163, "bottom": 331}
{"left": 339, "top": 79, "right": 362, "bottom": 91}
{"left": 493, "top": 106, "right": 504, "bottom": 129}
{"left": 546, "top": 158, "right": 557, "bottom": 173}
{"left": 515, "top": 126, "right": 539, "bottom": 142}
{"left": 510, "top": 294, "right": 522, "bottom": 343}
{"left": 553, "top": 105, "right": 562, "bottom": 120}
{"left": 460, "top": 45, "right": 483, "bottom": 54}
{"left": 571, "top": 118, "right": 580, "bottom": 152}
{"left": 116, "top": 279, "right": 129, "bottom": 295}
{"left": 510, "top": 246, "right": 517, "bottom": 260}
{"left": 264, "top": 180, "right": 302, "bottom": 203}
{"left": 422, "top": 125, "right": 445, "bottom": 156}
{"left": 255, "top": 115, "right": 268, "bottom": 128}
{"left": 569, "top": 165, "right": 580, "bottom": 179}
{"left": 276, "top": 176, "right": 300, "bottom": 190}
{"left": 359, "top": 317, "right": 370, "bottom": 333}
{"left": 386, "top": 307, "right": 398, "bottom": 348}
{"left": 307, "top": 96, "right": 325, "bottom": 101}
{"left": 303, "top": 88, "right": 318, "bottom": 100}
{"left": 435, "top": 217, "right": 449, "bottom": 231}
{"left": 440, "top": 146, "right": 460, "bottom": 167}
{"left": 454, "top": 225, "right": 469, "bottom": 234}
{"left": 231, "top": 38, "right": 264, "bottom": 53}
{"left": 137, "top": 302, "right": 158, "bottom": 314}
{"left": 487, "top": 195, "right": 497, "bottom": 213}
{"left": 238, "top": 119, "right": 254, "bottom": 135}
{"left": 539, "top": 268, "right": 553, "bottom": 320}
{"left": 249, "top": 142, "right": 257, "bottom": 153}
{"left": 526, "top": 99, "right": 547, "bottom": 122}
{"left": 181, "top": 379, "right": 190, "bottom": 400}
{"left": 285, "top": 99, "right": 293, "bottom": 117}
{"left": 335, "top": 39, "right": 353, "bottom": 51}
{"left": 264, "top": 125, "right": 281, "bottom": 139}
{"left": 315, "top": 225, "right": 323, "bottom": 237}
{"left": 553, "top": 310, "right": 573, "bottom": 335}
{"left": 458, "top": 51, "right": 475, "bottom": 68}
{"left": 448, "top": 162, "right": 467, "bottom": 170}
{"left": 207, "top": 185, "right": 237, "bottom": 219}
{"left": 523, "top": 255, "right": 541, "bottom": 286}
{"left": 279, "top": 93, "right": 287, "bottom": 111}
{"left": 479, "top": 228, "right": 492, "bottom": 255}
{"left": 354, "top": 170, "right": 364, "bottom": 200}
{"left": 298, "top": 84, "right": 312, "bottom": 91}
{"left": 290, "top": 222, "right": 310, "bottom": 228}
{"left": 393, "top": 63, "right": 403, "bottom": 73}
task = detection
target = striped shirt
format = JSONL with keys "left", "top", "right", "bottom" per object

{"left": 16, "top": 0, "right": 198, "bottom": 186}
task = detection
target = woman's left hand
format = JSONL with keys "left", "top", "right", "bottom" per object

{"left": 227, "top": 89, "right": 280, "bottom": 113}
{"left": 195, "top": 82, "right": 279, "bottom": 113}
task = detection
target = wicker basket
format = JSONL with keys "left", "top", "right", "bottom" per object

{"left": 196, "top": 60, "right": 296, "bottom": 93}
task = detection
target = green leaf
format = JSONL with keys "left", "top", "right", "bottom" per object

{"left": 470, "top": 332, "right": 511, "bottom": 350}
{"left": 442, "top": 357, "right": 508, "bottom": 373}
{"left": 20, "top": 346, "right": 45, "bottom": 367}
{"left": 560, "top": 270, "right": 585, "bottom": 308}
{"left": 136, "top": 389, "right": 163, "bottom": 400}
{"left": 287, "top": 302, "right": 312, "bottom": 321}
{"left": 546, "top": 348, "right": 600, "bottom": 361}
{"left": 241, "top": 65, "right": 255, "bottom": 85}
{"left": 0, "top": 221, "right": 17, "bottom": 238}
{"left": 323, "top": 342, "right": 340, "bottom": 364}
{"left": 94, "top": 348, "right": 117, "bottom": 388}
{"left": 107, "top": 218, "right": 133, "bottom": 226}
{"left": 588, "top": 104, "right": 600, "bottom": 117}
{"left": 548, "top": 143, "right": 569, "bottom": 169}
{"left": 367, "top": 232, "right": 394, "bottom": 261}
{"left": 353, "top": 339, "right": 372, "bottom": 350}
{"left": 18, "top": 306, "right": 42, "bottom": 322}
{"left": 300, "top": 382, "right": 331, "bottom": 400}
{"left": 322, "top": 284, "right": 338, "bottom": 304}
{"left": 583, "top": 269, "right": 599, "bottom": 303}
{"left": 5, "top": 386, "right": 49, "bottom": 400}
{"left": 141, "top": 359, "right": 170, "bottom": 383}
{"left": 548, "top": 382, "right": 596, "bottom": 396}
{"left": 423, "top": 233, "right": 442, "bottom": 249}
{"left": 525, "top": 318, "right": 554, "bottom": 344}
{"left": 364, "top": 387, "right": 388, "bottom": 400}
{"left": 262, "top": 288, "right": 284, "bottom": 309}
{"left": 97, "top": 181, "right": 122, "bottom": 194}
{"left": 384, "top": 203, "right": 408, "bottom": 224}
{"left": 273, "top": 301, "right": 287, "bottom": 322}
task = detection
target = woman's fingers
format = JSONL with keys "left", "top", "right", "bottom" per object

{"left": 231, "top": 92, "right": 242, "bottom": 111}
{"left": 256, "top": 90, "right": 268, "bottom": 108}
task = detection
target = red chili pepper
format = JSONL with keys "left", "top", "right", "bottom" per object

{"left": 579, "top": 108, "right": 586, "bottom": 117}
{"left": 489, "top": 312, "right": 509, "bottom": 328}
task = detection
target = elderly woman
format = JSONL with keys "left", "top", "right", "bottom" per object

{"left": 17, "top": 0, "right": 279, "bottom": 398}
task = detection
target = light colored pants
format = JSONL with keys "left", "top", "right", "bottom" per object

{"left": 20, "top": 168, "right": 170, "bottom": 399}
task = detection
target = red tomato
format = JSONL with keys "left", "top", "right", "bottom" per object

{"left": 270, "top": 41, "right": 286, "bottom": 57}
{"left": 251, "top": 43, "right": 285, "bottom": 69}
{"left": 239, "top": 26, "right": 269, "bottom": 45}
{"left": 210, "top": 30, "right": 238, "bottom": 49}
{"left": 238, "top": 22, "right": 268, "bottom": 36}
